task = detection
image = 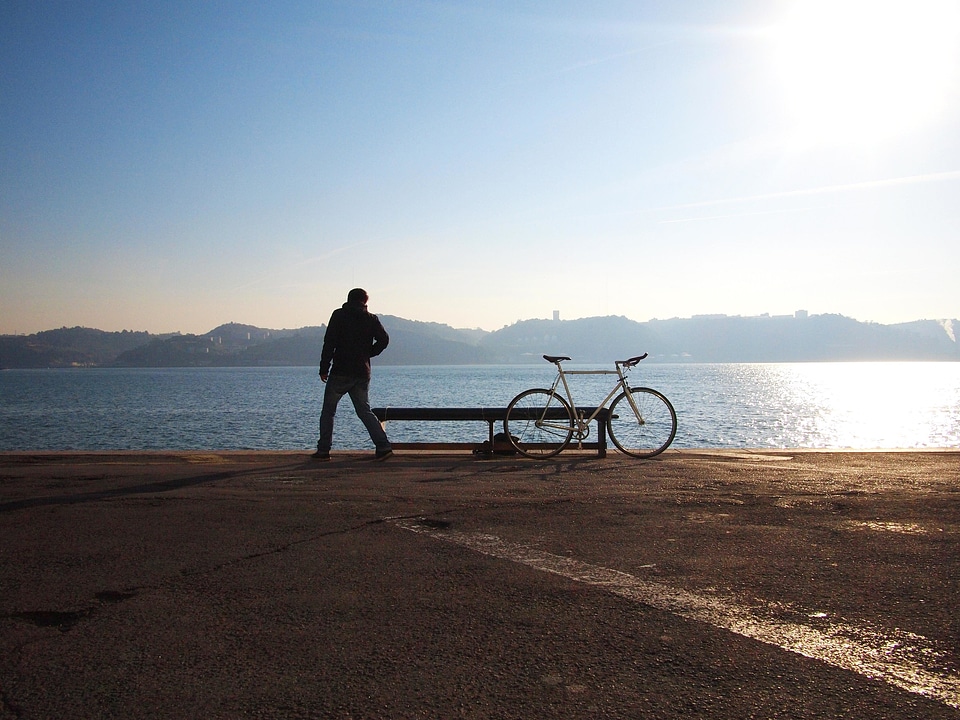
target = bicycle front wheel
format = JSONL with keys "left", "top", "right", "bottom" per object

{"left": 504, "top": 389, "right": 574, "bottom": 458}
{"left": 607, "top": 387, "right": 677, "bottom": 458}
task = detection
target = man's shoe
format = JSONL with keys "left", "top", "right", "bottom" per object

{"left": 311, "top": 450, "right": 330, "bottom": 461}
{"left": 374, "top": 449, "right": 393, "bottom": 461}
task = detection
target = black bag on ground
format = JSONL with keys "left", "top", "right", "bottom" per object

{"left": 474, "top": 432, "right": 519, "bottom": 455}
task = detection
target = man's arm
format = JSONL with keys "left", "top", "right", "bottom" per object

{"left": 319, "top": 311, "right": 340, "bottom": 380}
{"left": 369, "top": 316, "right": 389, "bottom": 358}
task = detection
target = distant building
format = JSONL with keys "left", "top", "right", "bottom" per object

{"left": 553, "top": 310, "right": 560, "bottom": 321}
{"left": 795, "top": 310, "right": 808, "bottom": 319}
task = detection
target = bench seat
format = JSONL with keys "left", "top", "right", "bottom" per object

{"left": 371, "top": 407, "right": 610, "bottom": 456}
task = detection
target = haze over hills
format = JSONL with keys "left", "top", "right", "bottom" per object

{"left": 1, "top": 313, "right": 958, "bottom": 369}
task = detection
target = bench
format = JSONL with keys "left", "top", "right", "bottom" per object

{"left": 371, "top": 407, "right": 611, "bottom": 457}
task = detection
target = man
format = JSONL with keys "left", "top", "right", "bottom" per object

{"left": 314, "top": 288, "right": 393, "bottom": 461}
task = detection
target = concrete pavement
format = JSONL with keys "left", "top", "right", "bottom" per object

{"left": 1, "top": 449, "right": 959, "bottom": 719}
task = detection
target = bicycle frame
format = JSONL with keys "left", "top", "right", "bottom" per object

{"left": 506, "top": 353, "right": 675, "bottom": 459}
{"left": 541, "top": 361, "right": 638, "bottom": 439}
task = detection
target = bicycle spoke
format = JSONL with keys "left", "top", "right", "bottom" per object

{"left": 504, "top": 389, "right": 574, "bottom": 458}
{"left": 607, "top": 387, "right": 677, "bottom": 458}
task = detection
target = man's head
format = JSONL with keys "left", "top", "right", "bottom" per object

{"left": 347, "top": 288, "right": 369, "bottom": 305}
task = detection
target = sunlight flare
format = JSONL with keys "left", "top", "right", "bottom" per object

{"left": 768, "top": 0, "right": 960, "bottom": 146}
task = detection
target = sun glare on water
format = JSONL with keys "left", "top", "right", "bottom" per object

{"left": 780, "top": 362, "right": 960, "bottom": 448}
{"left": 769, "top": 0, "right": 960, "bottom": 146}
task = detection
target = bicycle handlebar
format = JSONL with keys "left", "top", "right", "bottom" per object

{"left": 619, "top": 354, "right": 648, "bottom": 367}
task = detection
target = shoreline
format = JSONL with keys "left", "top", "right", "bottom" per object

{"left": 2, "top": 446, "right": 958, "bottom": 456}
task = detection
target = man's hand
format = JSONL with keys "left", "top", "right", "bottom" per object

{"left": 320, "top": 371, "right": 328, "bottom": 383}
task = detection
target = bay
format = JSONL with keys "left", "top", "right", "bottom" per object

{"left": 0, "top": 363, "right": 958, "bottom": 451}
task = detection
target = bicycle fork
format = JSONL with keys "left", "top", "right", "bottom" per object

{"left": 617, "top": 373, "right": 647, "bottom": 426}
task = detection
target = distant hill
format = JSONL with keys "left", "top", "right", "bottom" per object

{"left": 111, "top": 324, "right": 325, "bottom": 367}
{"left": 478, "top": 315, "right": 656, "bottom": 364}
{"left": 106, "top": 317, "right": 490, "bottom": 367}
{"left": 378, "top": 316, "right": 494, "bottom": 365}
{"left": 475, "top": 314, "right": 960, "bottom": 363}
{"left": 1, "top": 314, "right": 957, "bottom": 368}
{"left": 0, "top": 327, "right": 160, "bottom": 368}
{"left": 641, "top": 314, "right": 960, "bottom": 363}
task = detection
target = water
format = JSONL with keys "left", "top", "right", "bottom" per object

{"left": 0, "top": 363, "right": 958, "bottom": 451}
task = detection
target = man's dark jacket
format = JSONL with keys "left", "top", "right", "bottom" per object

{"left": 319, "top": 301, "right": 389, "bottom": 379}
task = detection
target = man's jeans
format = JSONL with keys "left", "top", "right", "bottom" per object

{"left": 318, "top": 375, "right": 391, "bottom": 453}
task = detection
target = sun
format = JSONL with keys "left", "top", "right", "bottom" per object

{"left": 768, "top": 0, "right": 960, "bottom": 146}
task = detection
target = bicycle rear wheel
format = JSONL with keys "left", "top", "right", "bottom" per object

{"left": 607, "top": 387, "right": 677, "bottom": 458}
{"left": 505, "top": 389, "right": 574, "bottom": 458}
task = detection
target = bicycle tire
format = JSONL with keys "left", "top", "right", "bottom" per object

{"left": 607, "top": 387, "right": 677, "bottom": 458}
{"left": 504, "top": 389, "right": 574, "bottom": 458}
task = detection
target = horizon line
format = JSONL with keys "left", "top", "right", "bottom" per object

{"left": 5, "top": 311, "right": 957, "bottom": 337}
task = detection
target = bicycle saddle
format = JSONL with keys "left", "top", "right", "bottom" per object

{"left": 543, "top": 355, "right": 571, "bottom": 364}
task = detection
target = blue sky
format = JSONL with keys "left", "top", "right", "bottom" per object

{"left": 2, "top": 0, "right": 959, "bottom": 334}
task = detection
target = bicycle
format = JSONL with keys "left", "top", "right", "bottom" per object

{"left": 504, "top": 354, "right": 677, "bottom": 458}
